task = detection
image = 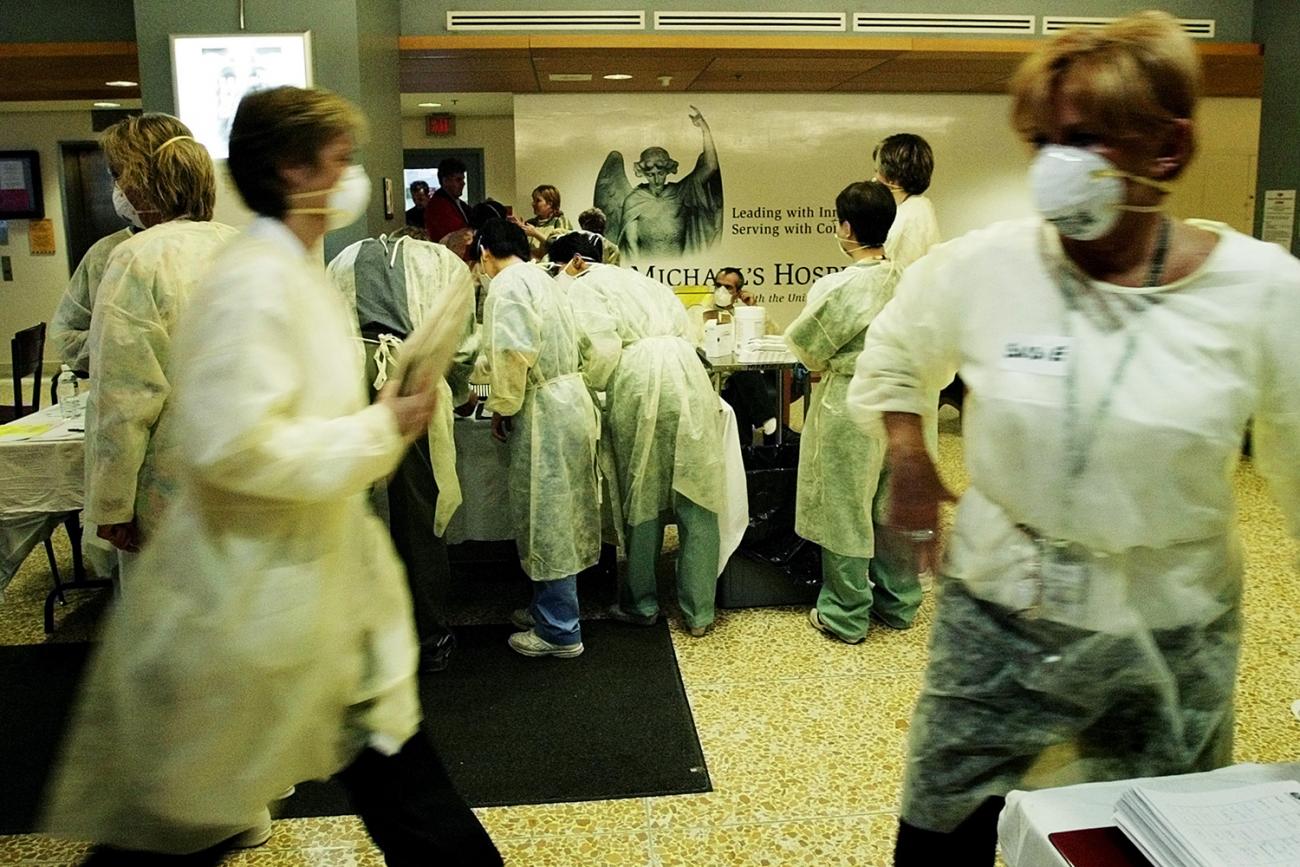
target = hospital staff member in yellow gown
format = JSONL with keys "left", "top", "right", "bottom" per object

{"left": 785, "top": 180, "right": 920, "bottom": 644}
{"left": 80, "top": 113, "right": 238, "bottom": 568}
{"left": 328, "top": 228, "right": 479, "bottom": 672}
{"left": 477, "top": 218, "right": 601, "bottom": 659}
{"left": 547, "top": 231, "right": 724, "bottom": 637}
{"left": 44, "top": 86, "right": 501, "bottom": 866}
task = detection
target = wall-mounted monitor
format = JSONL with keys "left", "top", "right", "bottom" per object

{"left": 171, "top": 32, "right": 313, "bottom": 160}
{"left": 0, "top": 150, "right": 45, "bottom": 220}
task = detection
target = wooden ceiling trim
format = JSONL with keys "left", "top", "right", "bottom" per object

{"left": 0, "top": 41, "right": 137, "bottom": 59}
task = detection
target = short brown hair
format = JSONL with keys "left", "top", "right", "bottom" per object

{"left": 1010, "top": 11, "right": 1200, "bottom": 157}
{"left": 577, "top": 207, "right": 607, "bottom": 235}
{"left": 228, "top": 86, "right": 367, "bottom": 219}
{"left": 101, "top": 113, "right": 215, "bottom": 222}
{"left": 531, "top": 184, "right": 561, "bottom": 213}
{"left": 873, "top": 134, "right": 934, "bottom": 195}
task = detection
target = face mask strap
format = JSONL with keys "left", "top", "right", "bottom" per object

{"left": 1092, "top": 168, "right": 1173, "bottom": 195}
{"left": 153, "top": 135, "right": 195, "bottom": 156}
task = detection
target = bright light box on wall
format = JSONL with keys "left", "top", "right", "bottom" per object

{"left": 171, "top": 32, "right": 313, "bottom": 160}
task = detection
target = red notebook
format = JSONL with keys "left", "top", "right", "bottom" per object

{"left": 1048, "top": 826, "right": 1155, "bottom": 867}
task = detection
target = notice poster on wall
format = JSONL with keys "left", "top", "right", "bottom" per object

{"left": 1261, "top": 189, "right": 1296, "bottom": 248}
{"left": 515, "top": 92, "right": 1040, "bottom": 327}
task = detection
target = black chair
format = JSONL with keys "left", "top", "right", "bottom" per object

{"left": 2, "top": 323, "right": 45, "bottom": 423}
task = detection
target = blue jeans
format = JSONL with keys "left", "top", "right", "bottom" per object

{"left": 529, "top": 577, "right": 581, "bottom": 646}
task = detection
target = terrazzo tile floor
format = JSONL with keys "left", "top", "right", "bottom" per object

{"left": 2, "top": 414, "right": 1297, "bottom": 865}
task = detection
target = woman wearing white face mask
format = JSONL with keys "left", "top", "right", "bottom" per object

{"left": 476, "top": 218, "right": 601, "bottom": 658}
{"left": 846, "top": 13, "right": 1300, "bottom": 865}
{"left": 786, "top": 181, "right": 922, "bottom": 645}
{"left": 546, "top": 231, "right": 726, "bottom": 638}
{"left": 71, "top": 114, "right": 240, "bottom": 567}
{"left": 45, "top": 87, "right": 501, "bottom": 865}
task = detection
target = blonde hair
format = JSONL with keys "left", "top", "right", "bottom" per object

{"left": 227, "top": 86, "right": 367, "bottom": 218}
{"left": 101, "top": 113, "right": 215, "bottom": 221}
{"left": 1010, "top": 11, "right": 1200, "bottom": 153}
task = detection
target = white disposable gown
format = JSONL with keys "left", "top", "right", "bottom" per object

{"left": 884, "top": 194, "right": 941, "bottom": 271}
{"left": 785, "top": 259, "right": 899, "bottom": 558}
{"left": 83, "top": 219, "right": 238, "bottom": 537}
{"left": 50, "top": 226, "right": 133, "bottom": 372}
{"left": 483, "top": 260, "right": 600, "bottom": 580}
{"left": 563, "top": 263, "right": 724, "bottom": 528}
{"left": 44, "top": 218, "right": 421, "bottom": 853}
{"left": 849, "top": 218, "right": 1300, "bottom": 830}
{"left": 328, "top": 234, "right": 478, "bottom": 534}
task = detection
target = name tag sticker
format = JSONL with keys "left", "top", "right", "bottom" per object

{"left": 999, "top": 336, "right": 1073, "bottom": 376}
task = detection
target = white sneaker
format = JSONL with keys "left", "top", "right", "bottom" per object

{"left": 807, "top": 608, "right": 864, "bottom": 645}
{"left": 229, "top": 808, "right": 272, "bottom": 849}
{"left": 508, "top": 629, "right": 583, "bottom": 658}
{"left": 511, "top": 608, "right": 535, "bottom": 630}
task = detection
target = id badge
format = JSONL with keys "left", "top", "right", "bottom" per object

{"left": 1040, "top": 544, "right": 1090, "bottom": 616}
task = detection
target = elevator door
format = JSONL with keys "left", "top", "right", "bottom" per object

{"left": 60, "top": 141, "right": 127, "bottom": 274}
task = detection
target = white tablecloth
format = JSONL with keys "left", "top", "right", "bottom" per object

{"left": 998, "top": 762, "right": 1300, "bottom": 866}
{"left": 0, "top": 403, "right": 88, "bottom": 596}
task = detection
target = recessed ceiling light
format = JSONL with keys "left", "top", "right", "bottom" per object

{"left": 418, "top": 102, "right": 442, "bottom": 108}
{"left": 603, "top": 73, "right": 633, "bottom": 80}
{"left": 549, "top": 73, "right": 592, "bottom": 82}
{"left": 93, "top": 102, "right": 121, "bottom": 108}
{"left": 105, "top": 80, "right": 137, "bottom": 87}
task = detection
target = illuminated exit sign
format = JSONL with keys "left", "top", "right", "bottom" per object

{"left": 426, "top": 114, "right": 455, "bottom": 136}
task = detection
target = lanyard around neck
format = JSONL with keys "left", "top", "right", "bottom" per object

{"left": 1054, "top": 217, "right": 1169, "bottom": 510}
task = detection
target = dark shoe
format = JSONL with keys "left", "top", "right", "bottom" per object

{"left": 607, "top": 604, "right": 659, "bottom": 626}
{"left": 419, "top": 631, "right": 457, "bottom": 673}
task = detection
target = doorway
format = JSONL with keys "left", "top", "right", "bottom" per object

{"left": 403, "top": 148, "right": 486, "bottom": 212}
{"left": 59, "top": 142, "right": 127, "bottom": 274}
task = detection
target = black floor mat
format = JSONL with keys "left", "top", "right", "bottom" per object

{"left": 0, "top": 619, "right": 709, "bottom": 834}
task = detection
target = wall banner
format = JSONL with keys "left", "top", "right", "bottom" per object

{"left": 515, "top": 92, "right": 1037, "bottom": 326}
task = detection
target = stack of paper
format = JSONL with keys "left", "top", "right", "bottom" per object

{"left": 1114, "top": 780, "right": 1300, "bottom": 866}
{"left": 735, "top": 336, "right": 795, "bottom": 364}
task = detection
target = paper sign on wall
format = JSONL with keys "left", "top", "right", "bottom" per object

{"left": 28, "top": 218, "right": 55, "bottom": 255}
{"left": 1261, "top": 189, "right": 1296, "bottom": 248}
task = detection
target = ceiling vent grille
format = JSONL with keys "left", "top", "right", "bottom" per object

{"left": 853, "top": 13, "right": 1035, "bottom": 36}
{"left": 446, "top": 10, "right": 646, "bottom": 31}
{"left": 655, "top": 11, "right": 846, "bottom": 32}
{"left": 1042, "top": 16, "right": 1216, "bottom": 38}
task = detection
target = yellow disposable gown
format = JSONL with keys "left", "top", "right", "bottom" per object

{"left": 562, "top": 263, "right": 723, "bottom": 528}
{"left": 83, "top": 219, "right": 239, "bottom": 537}
{"left": 327, "top": 233, "right": 478, "bottom": 534}
{"left": 44, "top": 218, "right": 421, "bottom": 853}
{"left": 785, "top": 259, "right": 899, "bottom": 559}
{"left": 483, "top": 261, "right": 600, "bottom": 580}
{"left": 50, "top": 226, "right": 134, "bottom": 372}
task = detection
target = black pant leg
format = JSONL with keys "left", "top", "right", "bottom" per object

{"left": 721, "top": 370, "right": 778, "bottom": 440}
{"left": 386, "top": 436, "right": 454, "bottom": 646}
{"left": 334, "top": 733, "right": 502, "bottom": 867}
{"left": 893, "top": 797, "right": 1003, "bottom": 867}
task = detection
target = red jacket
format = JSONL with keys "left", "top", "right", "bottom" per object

{"left": 424, "top": 189, "right": 471, "bottom": 242}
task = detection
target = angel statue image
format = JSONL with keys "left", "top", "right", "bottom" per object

{"left": 594, "top": 105, "right": 723, "bottom": 259}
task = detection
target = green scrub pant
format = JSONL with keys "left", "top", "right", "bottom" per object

{"left": 622, "top": 493, "right": 720, "bottom": 630}
{"left": 815, "top": 546, "right": 922, "bottom": 642}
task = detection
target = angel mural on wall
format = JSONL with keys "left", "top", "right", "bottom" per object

{"left": 594, "top": 105, "right": 723, "bottom": 260}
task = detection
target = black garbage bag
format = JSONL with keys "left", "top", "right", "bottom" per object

{"left": 718, "top": 442, "right": 823, "bottom": 607}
